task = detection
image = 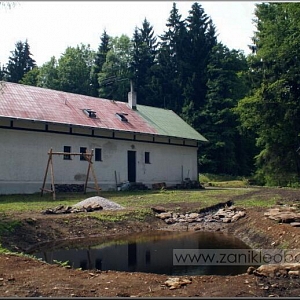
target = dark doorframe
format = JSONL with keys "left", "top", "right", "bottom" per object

{"left": 127, "top": 151, "right": 136, "bottom": 182}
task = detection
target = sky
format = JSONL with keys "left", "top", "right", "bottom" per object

{"left": 0, "top": 1, "right": 258, "bottom": 67}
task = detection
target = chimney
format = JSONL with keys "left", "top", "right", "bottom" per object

{"left": 128, "top": 80, "right": 137, "bottom": 110}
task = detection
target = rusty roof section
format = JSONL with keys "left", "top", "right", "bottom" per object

{"left": 0, "top": 82, "right": 207, "bottom": 142}
{"left": 0, "top": 82, "right": 158, "bottom": 135}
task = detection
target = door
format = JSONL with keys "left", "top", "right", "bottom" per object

{"left": 127, "top": 151, "right": 136, "bottom": 182}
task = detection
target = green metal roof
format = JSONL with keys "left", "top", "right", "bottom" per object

{"left": 136, "top": 105, "right": 208, "bottom": 142}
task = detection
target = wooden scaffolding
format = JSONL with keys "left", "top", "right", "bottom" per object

{"left": 40, "top": 148, "right": 101, "bottom": 200}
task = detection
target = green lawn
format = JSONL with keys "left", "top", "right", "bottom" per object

{"left": 0, "top": 188, "right": 278, "bottom": 214}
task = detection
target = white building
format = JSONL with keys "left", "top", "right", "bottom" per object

{"left": 0, "top": 82, "right": 207, "bottom": 194}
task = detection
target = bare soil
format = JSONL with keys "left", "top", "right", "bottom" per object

{"left": 1, "top": 187, "right": 300, "bottom": 297}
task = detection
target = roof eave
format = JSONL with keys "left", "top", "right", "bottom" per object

{"left": 0, "top": 115, "right": 206, "bottom": 142}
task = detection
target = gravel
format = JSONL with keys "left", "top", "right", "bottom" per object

{"left": 73, "top": 196, "right": 124, "bottom": 211}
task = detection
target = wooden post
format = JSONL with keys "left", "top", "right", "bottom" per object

{"left": 89, "top": 150, "right": 100, "bottom": 195}
{"left": 84, "top": 152, "right": 92, "bottom": 194}
{"left": 114, "top": 170, "right": 118, "bottom": 190}
{"left": 84, "top": 149, "right": 100, "bottom": 195}
{"left": 49, "top": 149, "right": 56, "bottom": 200}
{"left": 41, "top": 148, "right": 53, "bottom": 197}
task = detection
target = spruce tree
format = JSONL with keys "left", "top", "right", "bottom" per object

{"left": 0, "top": 63, "right": 5, "bottom": 80}
{"left": 156, "top": 2, "right": 187, "bottom": 113}
{"left": 182, "top": 3, "right": 217, "bottom": 130}
{"left": 5, "top": 40, "right": 36, "bottom": 83}
{"left": 90, "top": 30, "right": 111, "bottom": 97}
{"left": 131, "top": 18, "right": 158, "bottom": 106}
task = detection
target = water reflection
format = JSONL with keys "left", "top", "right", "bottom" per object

{"left": 33, "top": 231, "right": 250, "bottom": 276}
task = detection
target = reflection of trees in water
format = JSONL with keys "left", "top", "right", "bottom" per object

{"left": 128, "top": 243, "right": 137, "bottom": 271}
{"left": 80, "top": 250, "right": 102, "bottom": 271}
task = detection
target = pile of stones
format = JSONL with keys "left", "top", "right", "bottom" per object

{"left": 152, "top": 205, "right": 246, "bottom": 225}
{"left": 42, "top": 196, "right": 124, "bottom": 215}
{"left": 249, "top": 263, "right": 300, "bottom": 277}
{"left": 42, "top": 203, "right": 103, "bottom": 214}
{"left": 264, "top": 205, "right": 300, "bottom": 227}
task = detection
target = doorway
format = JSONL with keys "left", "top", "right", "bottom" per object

{"left": 127, "top": 151, "right": 136, "bottom": 182}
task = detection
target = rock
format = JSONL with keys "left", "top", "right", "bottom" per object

{"left": 151, "top": 206, "right": 167, "bottom": 213}
{"left": 178, "top": 219, "right": 187, "bottom": 223}
{"left": 207, "top": 218, "right": 217, "bottom": 223}
{"left": 91, "top": 203, "right": 103, "bottom": 210}
{"left": 187, "top": 218, "right": 196, "bottom": 223}
{"left": 156, "top": 212, "right": 172, "bottom": 220}
{"left": 290, "top": 222, "right": 300, "bottom": 227}
{"left": 165, "top": 218, "right": 176, "bottom": 225}
{"left": 226, "top": 212, "right": 236, "bottom": 218}
{"left": 279, "top": 213, "right": 300, "bottom": 223}
{"left": 222, "top": 217, "right": 231, "bottom": 223}
{"left": 215, "top": 209, "right": 226, "bottom": 217}
{"left": 288, "top": 270, "right": 300, "bottom": 276}
{"left": 189, "top": 213, "right": 199, "bottom": 219}
{"left": 227, "top": 205, "right": 236, "bottom": 211}
{"left": 164, "top": 277, "right": 192, "bottom": 290}
{"left": 231, "top": 211, "right": 246, "bottom": 222}
{"left": 264, "top": 208, "right": 280, "bottom": 217}
{"left": 247, "top": 266, "right": 256, "bottom": 275}
{"left": 196, "top": 218, "right": 204, "bottom": 222}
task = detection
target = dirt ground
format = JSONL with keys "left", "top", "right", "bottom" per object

{"left": 1, "top": 187, "right": 300, "bottom": 297}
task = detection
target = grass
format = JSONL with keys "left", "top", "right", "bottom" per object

{"left": 0, "top": 193, "right": 89, "bottom": 213}
{"left": 200, "top": 173, "right": 249, "bottom": 185}
{"left": 0, "top": 187, "right": 278, "bottom": 216}
{"left": 0, "top": 216, "right": 21, "bottom": 235}
{"left": 235, "top": 196, "right": 279, "bottom": 208}
{"left": 105, "top": 189, "right": 250, "bottom": 209}
{"left": 0, "top": 215, "right": 22, "bottom": 252}
{"left": 90, "top": 208, "right": 152, "bottom": 222}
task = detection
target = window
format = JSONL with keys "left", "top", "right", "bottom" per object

{"left": 95, "top": 148, "right": 102, "bottom": 161}
{"left": 80, "top": 147, "right": 87, "bottom": 161}
{"left": 145, "top": 152, "right": 150, "bottom": 164}
{"left": 115, "top": 112, "right": 128, "bottom": 122}
{"left": 63, "top": 146, "right": 71, "bottom": 160}
{"left": 82, "top": 108, "right": 97, "bottom": 118}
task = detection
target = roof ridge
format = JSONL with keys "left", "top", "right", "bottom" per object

{"left": 0, "top": 81, "right": 128, "bottom": 105}
{"left": 137, "top": 104, "right": 173, "bottom": 113}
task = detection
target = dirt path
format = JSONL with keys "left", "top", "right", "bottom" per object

{"left": 1, "top": 187, "right": 300, "bottom": 297}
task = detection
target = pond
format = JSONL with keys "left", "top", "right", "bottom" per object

{"left": 31, "top": 230, "right": 251, "bottom": 276}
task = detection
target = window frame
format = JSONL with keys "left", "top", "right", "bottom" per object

{"left": 145, "top": 151, "right": 151, "bottom": 164}
{"left": 95, "top": 148, "right": 102, "bottom": 162}
{"left": 80, "top": 147, "right": 87, "bottom": 161}
{"left": 63, "top": 146, "right": 72, "bottom": 160}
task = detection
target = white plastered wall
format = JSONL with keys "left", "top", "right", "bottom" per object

{"left": 0, "top": 128, "right": 198, "bottom": 194}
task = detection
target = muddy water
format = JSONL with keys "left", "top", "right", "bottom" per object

{"left": 33, "top": 231, "right": 251, "bottom": 276}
